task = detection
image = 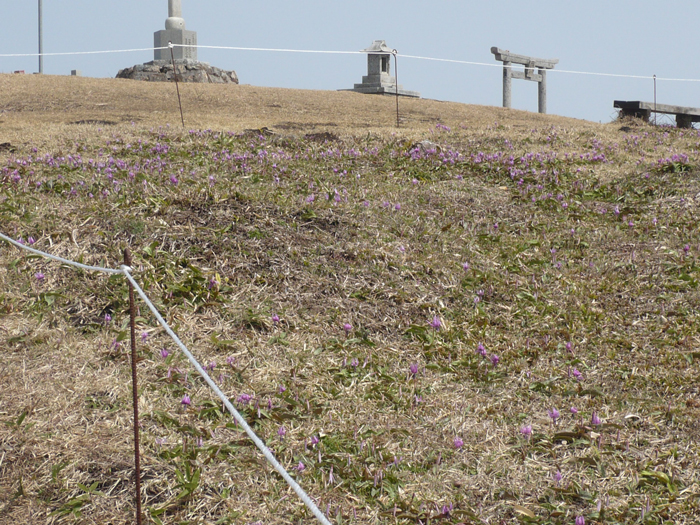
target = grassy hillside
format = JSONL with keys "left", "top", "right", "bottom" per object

{"left": 1, "top": 74, "right": 699, "bottom": 524}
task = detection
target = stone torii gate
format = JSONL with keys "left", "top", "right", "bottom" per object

{"left": 491, "top": 47, "right": 558, "bottom": 114}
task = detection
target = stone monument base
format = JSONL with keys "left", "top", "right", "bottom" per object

{"left": 347, "top": 85, "right": 420, "bottom": 98}
{"left": 116, "top": 60, "right": 238, "bottom": 84}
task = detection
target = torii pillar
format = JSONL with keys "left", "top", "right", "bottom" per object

{"left": 154, "top": 0, "right": 198, "bottom": 61}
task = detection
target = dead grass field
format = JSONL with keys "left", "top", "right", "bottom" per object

{"left": 1, "top": 74, "right": 700, "bottom": 525}
{"left": 0, "top": 73, "right": 598, "bottom": 142}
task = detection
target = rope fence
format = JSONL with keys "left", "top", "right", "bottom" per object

{"left": 0, "top": 231, "right": 333, "bottom": 525}
{"left": 1, "top": 37, "right": 695, "bottom": 522}
{"left": 2, "top": 43, "right": 700, "bottom": 83}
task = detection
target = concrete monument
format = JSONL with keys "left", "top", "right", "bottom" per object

{"left": 154, "top": 0, "right": 198, "bottom": 61}
{"left": 491, "top": 47, "right": 558, "bottom": 114}
{"left": 350, "top": 40, "right": 420, "bottom": 98}
{"left": 117, "top": 0, "right": 238, "bottom": 84}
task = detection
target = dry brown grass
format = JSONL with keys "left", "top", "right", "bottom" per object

{"left": 2, "top": 73, "right": 700, "bottom": 525}
{"left": 0, "top": 73, "right": 599, "bottom": 144}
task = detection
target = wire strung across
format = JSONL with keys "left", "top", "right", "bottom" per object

{"left": 0, "top": 232, "right": 333, "bottom": 525}
{"left": 2, "top": 43, "right": 700, "bottom": 82}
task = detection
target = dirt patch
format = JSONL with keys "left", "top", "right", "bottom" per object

{"left": 72, "top": 119, "right": 119, "bottom": 126}
{"left": 303, "top": 131, "right": 340, "bottom": 142}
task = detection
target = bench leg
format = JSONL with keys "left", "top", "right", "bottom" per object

{"left": 620, "top": 108, "right": 650, "bottom": 123}
{"left": 676, "top": 114, "right": 693, "bottom": 128}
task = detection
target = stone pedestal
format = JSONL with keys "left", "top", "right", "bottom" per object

{"left": 154, "top": 29, "right": 198, "bottom": 61}
{"left": 117, "top": 60, "right": 238, "bottom": 84}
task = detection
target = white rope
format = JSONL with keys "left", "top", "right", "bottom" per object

{"left": 4, "top": 42, "right": 700, "bottom": 82}
{"left": 0, "top": 232, "right": 123, "bottom": 274}
{"left": 120, "top": 267, "right": 333, "bottom": 525}
{"left": 0, "top": 46, "right": 168, "bottom": 58}
{"left": 399, "top": 53, "right": 700, "bottom": 82}
{"left": 174, "top": 43, "right": 362, "bottom": 55}
{"left": 0, "top": 231, "right": 332, "bottom": 524}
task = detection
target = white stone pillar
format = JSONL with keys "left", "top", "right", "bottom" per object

{"left": 166, "top": 0, "right": 185, "bottom": 30}
{"left": 155, "top": 0, "right": 197, "bottom": 61}
{"left": 169, "top": 0, "right": 182, "bottom": 17}
{"left": 538, "top": 69, "right": 547, "bottom": 114}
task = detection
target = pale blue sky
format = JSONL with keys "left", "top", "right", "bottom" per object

{"left": 2, "top": 1, "right": 699, "bottom": 124}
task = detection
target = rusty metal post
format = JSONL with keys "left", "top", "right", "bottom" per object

{"left": 392, "top": 50, "right": 400, "bottom": 128}
{"left": 653, "top": 74, "right": 657, "bottom": 126}
{"left": 124, "top": 248, "right": 143, "bottom": 525}
{"left": 169, "top": 42, "right": 186, "bottom": 128}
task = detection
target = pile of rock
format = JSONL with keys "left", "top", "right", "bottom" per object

{"left": 116, "top": 60, "right": 238, "bottom": 84}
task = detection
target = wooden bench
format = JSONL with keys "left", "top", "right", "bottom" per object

{"left": 614, "top": 100, "right": 700, "bottom": 128}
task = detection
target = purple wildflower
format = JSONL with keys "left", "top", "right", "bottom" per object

{"left": 552, "top": 470, "right": 562, "bottom": 485}
{"left": 490, "top": 354, "right": 500, "bottom": 367}
{"left": 160, "top": 348, "right": 169, "bottom": 359}
{"left": 429, "top": 316, "right": 442, "bottom": 330}
{"left": 548, "top": 408, "right": 560, "bottom": 422}
{"left": 35, "top": 272, "right": 45, "bottom": 281}
{"left": 181, "top": 394, "right": 191, "bottom": 406}
{"left": 278, "top": 426, "right": 287, "bottom": 439}
{"left": 591, "top": 412, "right": 602, "bottom": 426}
{"left": 575, "top": 517, "right": 585, "bottom": 525}
{"left": 272, "top": 314, "right": 280, "bottom": 324}
{"left": 453, "top": 437, "right": 464, "bottom": 449}
{"left": 343, "top": 323, "right": 352, "bottom": 335}
{"left": 409, "top": 363, "right": 418, "bottom": 377}
{"left": 520, "top": 425, "right": 532, "bottom": 439}
{"left": 477, "top": 343, "right": 487, "bottom": 357}
{"left": 237, "top": 393, "right": 252, "bottom": 405}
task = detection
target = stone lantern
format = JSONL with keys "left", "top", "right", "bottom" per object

{"left": 351, "top": 40, "right": 419, "bottom": 97}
